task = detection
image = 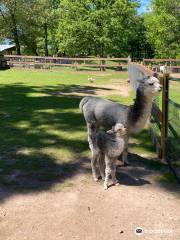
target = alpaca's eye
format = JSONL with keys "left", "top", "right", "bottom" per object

{"left": 149, "top": 83, "right": 154, "bottom": 86}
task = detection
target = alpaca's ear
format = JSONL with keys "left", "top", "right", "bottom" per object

{"left": 107, "top": 129, "right": 114, "bottom": 134}
{"left": 107, "top": 126, "right": 115, "bottom": 134}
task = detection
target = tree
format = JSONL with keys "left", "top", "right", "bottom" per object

{"left": 0, "top": 0, "right": 24, "bottom": 54}
{"left": 57, "top": 0, "right": 140, "bottom": 57}
{"left": 144, "top": 0, "right": 180, "bottom": 58}
{"left": 128, "top": 16, "right": 154, "bottom": 60}
{"left": 33, "top": 0, "right": 60, "bottom": 56}
{"left": 0, "top": 0, "right": 60, "bottom": 56}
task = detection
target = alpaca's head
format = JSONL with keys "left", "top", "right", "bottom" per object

{"left": 138, "top": 76, "right": 162, "bottom": 97}
{"left": 107, "top": 123, "right": 127, "bottom": 137}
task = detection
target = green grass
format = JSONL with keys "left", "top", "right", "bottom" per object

{"left": 0, "top": 68, "right": 127, "bottom": 86}
{"left": 0, "top": 69, "right": 130, "bottom": 189}
{"left": 169, "top": 80, "right": 180, "bottom": 103}
{"left": 0, "top": 68, "right": 177, "bottom": 190}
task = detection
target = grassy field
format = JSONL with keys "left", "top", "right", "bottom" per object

{"left": 0, "top": 68, "right": 177, "bottom": 190}
{"left": 169, "top": 79, "right": 180, "bottom": 103}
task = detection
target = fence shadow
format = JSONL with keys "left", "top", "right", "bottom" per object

{"left": 0, "top": 83, "right": 97, "bottom": 202}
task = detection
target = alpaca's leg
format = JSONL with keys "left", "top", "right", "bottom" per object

{"left": 111, "top": 159, "right": 119, "bottom": 186}
{"left": 91, "top": 148, "right": 100, "bottom": 181}
{"left": 122, "top": 136, "right": 129, "bottom": 165}
{"left": 87, "top": 123, "right": 98, "bottom": 148}
{"left": 98, "top": 153, "right": 105, "bottom": 180}
{"left": 104, "top": 157, "right": 112, "bottom": 190}
{"left": 87, "top": 123, "right": 100, "bottom": 180}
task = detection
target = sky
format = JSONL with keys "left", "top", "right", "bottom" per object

{"left": 138, "top": 0, "right": 150, "bottom": 14}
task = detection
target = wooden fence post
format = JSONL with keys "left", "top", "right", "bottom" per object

{"left": 160, "top": 73, "right": 169, "bottom": 162}
{"left": 128, "top": 55, "right": 131, "bottom": 63}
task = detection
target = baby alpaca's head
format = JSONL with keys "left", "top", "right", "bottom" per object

{"left": 107, "top": 123, "right": 127, "bottom": 137}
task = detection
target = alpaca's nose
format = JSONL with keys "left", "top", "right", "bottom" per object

{"left": 122, "top": 128, "right": 127, "bottom": 134}
{"left": 159, "top": 85, "right": 162, "bottom": 91}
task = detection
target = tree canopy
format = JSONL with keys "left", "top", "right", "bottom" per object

{"left": 144, "top": 0, "right": 180, "bottom": 58}
{"left": 0, "top": 0, "right": 179, "bottom": 58}
{"left": 57, "top": 0, "right": 140, "bottom": 57}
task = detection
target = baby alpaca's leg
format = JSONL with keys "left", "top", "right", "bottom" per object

{"left": 98, "top": 153, "right": 105, "bottom": 180}
{"left": 104, "top": 156, "right": 112, "bottom": 190}
{"left": 111, "top": 158, "right": 119, "bottom": 186}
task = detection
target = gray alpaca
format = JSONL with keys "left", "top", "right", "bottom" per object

{"left": 90, "top": 123, "right": 127, "bottom": 189}
{"left": 79, "top": 76, "right": 162, "bottom": 180}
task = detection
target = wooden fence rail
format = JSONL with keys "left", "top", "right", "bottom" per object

{"left": 143, "top": 58, "right": 180, "bottom": 63}
{"left": 142, "top": 58, "right": 180, "bottom": 73}
{"left": 4, "top": 55, "right": 129, "bottom": 70}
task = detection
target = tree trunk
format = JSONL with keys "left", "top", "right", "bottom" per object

{"left": 100, "top": 46, "right": 106, "bottom": 71}
{"left": 11, "top": 13, "right": 21, "bottom": 55}
{"left": 31, "top": 42, "right": 38, "bottom": 56}
{"left": 44, "top": 23, "right": 48, "bottom": 56}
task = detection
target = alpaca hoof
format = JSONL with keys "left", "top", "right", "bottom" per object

{"left": 104, "top": 185, "right": 108, "bottom": 190}
{"left": 115, "top": 182, "right": 120, "bottom": 186}
{"left": 93, "top": 177, "right": 99, "bottom": 182}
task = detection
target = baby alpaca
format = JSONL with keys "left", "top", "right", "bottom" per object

{"left": 90, "top": 123, "right": 127, "bottom": 190}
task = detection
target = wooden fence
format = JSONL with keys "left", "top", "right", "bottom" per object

{"left": 128, "top": 62, "right": 168, "bottom": 160}
{"left": 129, "top": 61, "right": 180, "bottom": 183}
{"left": 143, "top": 58, "right": 180, "bottom": 73}
{"left": 4, "top": 55, "right": 129, "bottom": 70}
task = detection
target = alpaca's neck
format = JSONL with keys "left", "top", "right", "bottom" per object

{"left": 128, "top": 89, "right": 153, "bottom": 133}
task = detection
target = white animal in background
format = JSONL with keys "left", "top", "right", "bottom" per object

{"left": 88, "top": 76, "right": 95, "bottom": 83}
{"left": 160, "top": 64, "right": 167, "bottom": 73}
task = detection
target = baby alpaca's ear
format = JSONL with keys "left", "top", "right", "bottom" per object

{"left": 107, "top": 126, "right": 115, "bottom": 134}
{"left": 107, "top": 129, "right": 114, "bottom": 134}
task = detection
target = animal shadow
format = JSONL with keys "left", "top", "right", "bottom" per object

{"left": 116, "top": 153, "right": 153, "bottom": 186}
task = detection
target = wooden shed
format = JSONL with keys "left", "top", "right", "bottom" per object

{"left": 0, "top": 44, "right": 16, "bottom": 55}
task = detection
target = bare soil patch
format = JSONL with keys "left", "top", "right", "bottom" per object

{"left": 94, "top": 82, "right": 129, "bottom": 97}
{"left": 0, "top": 155, "right": 180, "bottom": 240}
{"left": 50, "top": 81, "right": 130, "bottom": 97}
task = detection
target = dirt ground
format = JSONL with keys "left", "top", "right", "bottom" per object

{"left": 0, "top": 156, "right": 180, "bottom": 240}
{"left": 51, "top": 81, "right": 130, "bottom": 97}
{"left": 0, "top": 80, "right": 180, "bottom": 240}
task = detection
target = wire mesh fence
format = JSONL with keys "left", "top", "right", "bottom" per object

{"left": 128, "top": 62, "right": 180, "bottom": 183}
{"left": 167, "top": 99, "right": 180, "bottom": 168}
{"left": 150, "top": 75, "right": 180, "bottom": 183}
{"left": 150, "top": 96, "right": 161, "bottom": 155}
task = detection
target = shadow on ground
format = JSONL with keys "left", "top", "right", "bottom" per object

{"left": 42, "top": 84, "right": 113, "bottom": 96}
{"left": 0, "top": 83, "right": 179, "bottom": 203}
{"left": 117, "top": 153, "right": 180, "bottom": 193}
{"left": 116, "top": 153, "right": 156, "bottom": 186}
{"left": 0, "top": 83, "right": 93, "bottom": 202}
